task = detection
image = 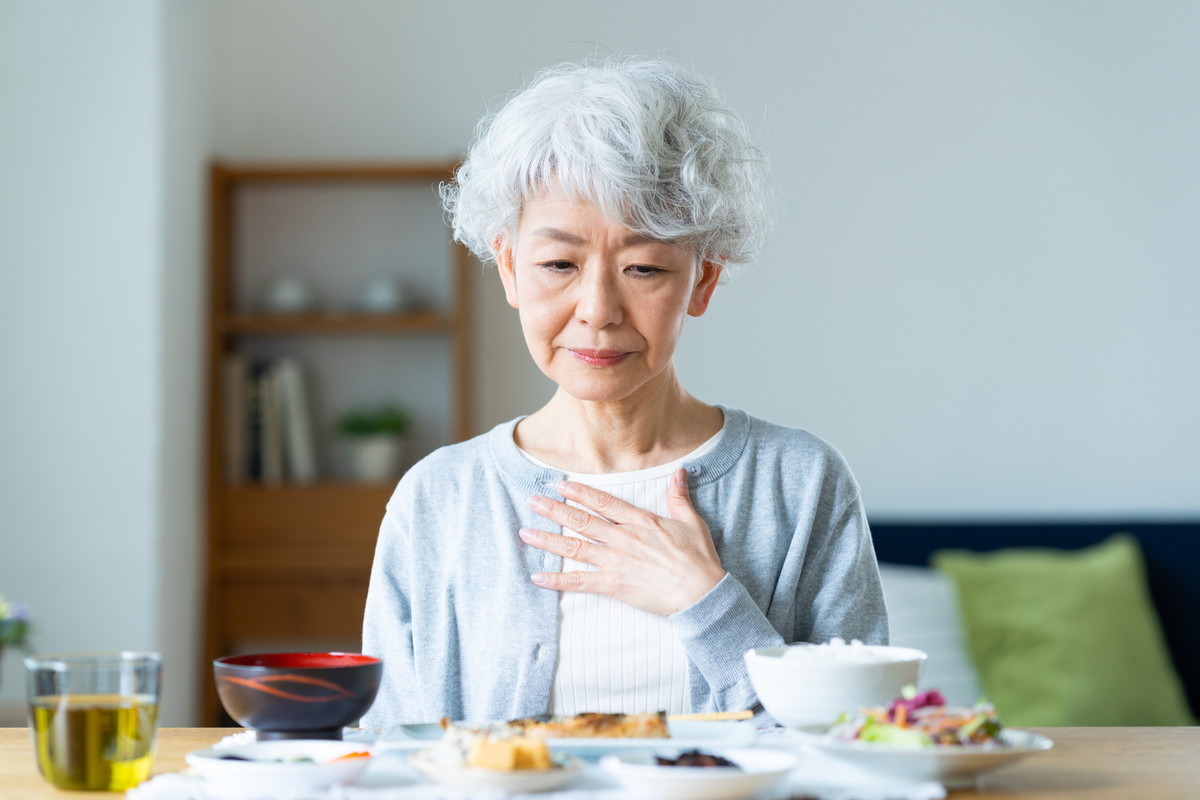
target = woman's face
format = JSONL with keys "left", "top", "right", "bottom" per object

{"left": 495, "top": 191, "right": 721, "bottom": 405}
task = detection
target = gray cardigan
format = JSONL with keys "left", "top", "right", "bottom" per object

{"left": 360, "top": 407, "right": 888, "bottom": 728}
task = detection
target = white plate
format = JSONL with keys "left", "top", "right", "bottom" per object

{"left": 186, "top": 740, "right": 373, "bottom": 794}
{"left": 793, "top": 727, "right": 1053, "bottom": 787}
{"left": 409, "top": 748, "right": 584, "bottom": 793}
{"left": 382, "top": 720, "right": 757, "bottom": 757}
{"left": 601, "top": 747, "right": 799, "bottom": 800}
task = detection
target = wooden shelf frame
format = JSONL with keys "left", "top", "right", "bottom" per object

{"left": 220, "top": 311, "right": 455, "bottom": 335}
{"left": 200, "top": 160, "right": 472, "bottom": 726}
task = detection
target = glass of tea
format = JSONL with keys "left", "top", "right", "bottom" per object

{"left": 24, "top": 651, "right": 162, "bottom": 791}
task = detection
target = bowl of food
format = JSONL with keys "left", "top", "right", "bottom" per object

{"left": 408, "top": 718, "right": 584, "bottom": 793}
{"left": 600, "top": 748, "right": 799, "bottom": 800}
{"left": 745, "top": 639, "right": 926, "bottom": 728}
{"left": 213, "top": 652, "right": 382, "bottom": 740}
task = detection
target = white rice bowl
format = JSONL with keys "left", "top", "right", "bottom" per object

{"left": 745, "top": 639, "right": 927, "bottom": 728}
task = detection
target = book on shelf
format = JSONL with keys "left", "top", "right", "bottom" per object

{"left": 246, "top": 360, "right": 270, "bottom": 481}
{"left": 274, "top": 357, "right": 318, "bottom": 483}
{"left": 260, "top": 364, "right": 285, "bottom": 484}
{"left": 222, "top": 353, "right": 249, "bottom": 482}
{"left": 224, "top": 355, "right": 318, "bottom": 484}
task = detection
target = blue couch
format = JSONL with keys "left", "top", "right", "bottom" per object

{"left": 869, "top": 520, "right": 1200, "bottom": 720}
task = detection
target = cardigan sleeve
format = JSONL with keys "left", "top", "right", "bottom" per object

{"left": 360, "top": 505, "right": 416, "bottom": 729}
{"left": 796, "top": 492, "right": 889, "bottom": 647}
{"left": 669, "top": 573, "right": 785, "bottom": 712}
{"left": 669, "top": 491, "right": 888, "bottom": 715}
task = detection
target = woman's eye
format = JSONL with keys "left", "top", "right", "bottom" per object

{"left": 537, "top": 261, "right": 576, "bottom": 274}
{"left": 627, "top": 264, "right": 664, "bottom": 277}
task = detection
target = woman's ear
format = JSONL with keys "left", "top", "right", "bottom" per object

{"left": 493, "top": 235, "right": 519, "bottom": 309}
{"left": 687, "top": 258, "right": 722, "bottom": 317}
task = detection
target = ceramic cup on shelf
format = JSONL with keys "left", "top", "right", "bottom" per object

{"left": 263, "top": 275, "right": 317, "bottom": 313}
{"left": 353, "top": 276, "right": 409, "bottom": 313}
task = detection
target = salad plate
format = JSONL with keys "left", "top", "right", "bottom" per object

{"left": 790, "top": 689, "right": 1054, "bottom": 787}
{"left": 408, "top": 748, "right": 584, "bottom": 793}
{"left": 793, "top": 726, "right": 1053, "bottom": 787}
{"left": 383, "top": 719, "right": 757, "bottom": 757}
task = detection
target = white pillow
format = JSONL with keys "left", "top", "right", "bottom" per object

{"left": 877, "top": 562, "right": 984, "bottom": 706}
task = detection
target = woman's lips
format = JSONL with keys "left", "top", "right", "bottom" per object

{"left": 569, "top": 349, "right": 630, "bottom": 366}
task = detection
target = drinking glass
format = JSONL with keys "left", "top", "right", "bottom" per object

{"left": 24, "top": 651, "right": 162, "bottom": 791}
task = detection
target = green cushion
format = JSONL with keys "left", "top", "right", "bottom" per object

{"left": 932, "top": 535, "right": 1194, "bottom": 727}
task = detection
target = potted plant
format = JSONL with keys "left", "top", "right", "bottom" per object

{"left": 335, "top": 403, "right": 413, "bottom": 482}
{"left": 0, "top": 595, "right": 32, "bottom": 690}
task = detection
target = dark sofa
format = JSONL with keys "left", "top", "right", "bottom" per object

{"left": 869, "top": 520, "right": 1200, "bottom": 720}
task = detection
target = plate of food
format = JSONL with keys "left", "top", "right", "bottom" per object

{"left": 384, "top": 711, "right": 757, "bottom": 757}
{"left": 601, "top": 747, "right": 799, "bottom": 800}
{"left": 408, "top": 721, "right": 584, "bottom": 793}
{"left": 791, "top": 687, "right": 1053, "bottom": 787}
{"left": 185, "top": 740, "right": 374, "bottom": 794}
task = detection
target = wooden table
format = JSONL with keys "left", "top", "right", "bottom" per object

{"left": 1, "top": 726, "right": 1197, "bottom": 798}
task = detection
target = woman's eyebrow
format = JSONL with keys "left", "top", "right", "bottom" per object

{"left": 530, "top": 227, "right": 663, "bottom": 248}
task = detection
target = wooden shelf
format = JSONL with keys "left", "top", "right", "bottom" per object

{"left": 221, "top": 480, "right": 399, "bottom": 492}
{"left": 220, "top": 311, "right": 454, "bottom": 336}
{"left": 215, "top": 549, "right": 374, "bottom": 577}
{"left": 215, "top": 482, "right": 392, "bottom": 551}
{"left": 201, "top": 159, "right": 471, "bottom": 726}
{"left": 212, "top": 162, "right": 456, "bottom": 182}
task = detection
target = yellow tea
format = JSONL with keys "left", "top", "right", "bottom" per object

{"left": 29, "top": 693, "right": 159, "bottom": 791}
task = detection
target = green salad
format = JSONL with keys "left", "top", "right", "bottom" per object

{"left": 826, "top": 686, "right": 1005, "bottom": 748}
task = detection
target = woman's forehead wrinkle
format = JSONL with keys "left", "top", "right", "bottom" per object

{"left": 526, "top": 224, "right": 677, "bottom": 254}
{"left": 530, "top": 227, "right": 587, "bottom": 245}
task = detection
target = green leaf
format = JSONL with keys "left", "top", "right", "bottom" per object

{"left": 334, "top": 403, "right": 413, "bottom": 437}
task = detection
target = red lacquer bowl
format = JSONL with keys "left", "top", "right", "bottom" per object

{"left": 214, "top": 652, "right": 382, "bottom": 740}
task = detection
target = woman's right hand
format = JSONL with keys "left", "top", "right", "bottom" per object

{"left": 517, "top": 469, "right": 727, "bottom": 616}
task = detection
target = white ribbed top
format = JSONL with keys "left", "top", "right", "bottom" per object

{"left": 520, "top": 432, "right": 721, "bottom": 715}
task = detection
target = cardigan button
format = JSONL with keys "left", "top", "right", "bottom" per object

{"left": 686, "top": 464, "right": 703, "bottom": 477}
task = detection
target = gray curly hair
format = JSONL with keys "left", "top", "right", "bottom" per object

{"left": 441, "top": 57, "right": 772, "bottom": 275}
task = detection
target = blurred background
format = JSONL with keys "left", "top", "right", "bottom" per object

{"left": 1, "top": 0, "right": 1197, "bottom": 725}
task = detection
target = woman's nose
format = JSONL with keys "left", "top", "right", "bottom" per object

{"left": 575, "top": 270, "right": 623, "bottom": 328}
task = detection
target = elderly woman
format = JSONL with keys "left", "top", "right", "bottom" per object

{"left": 361, "top": 57, "right": 887, "bottom": 727}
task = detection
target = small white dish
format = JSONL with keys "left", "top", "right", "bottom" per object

{"left": 600, "top": 747, "right": 799, "bottom": 800}
{"left": 186, "top": 739, "right": 372, "bottom": 794}
{"left": 382, "top": 719, "right": 757, "bottom": 757}
{"left": 408, "top": 748, "right": 584, "bottom": 793}
{"left": 793, "top": 727, "right": 1053, "bottom": 787}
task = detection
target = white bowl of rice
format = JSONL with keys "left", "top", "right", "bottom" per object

{"left": 745, "top": 639, "right": 927, "bottom": 729}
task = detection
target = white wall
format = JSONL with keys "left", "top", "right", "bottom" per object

{"left": 1, "top": 0, "right": 1197, "bottom": 724}
{"left": 213, "top": 0, "right": 1199, "bottom": 518}
{"left": 156, "top": 0, "right": 213, "bottom": 727}
{"left": 0, "top": 0, "right": 160, "bottom": 710}
{"left": 0, "top": 0, "right": 212, "bottom": 723}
